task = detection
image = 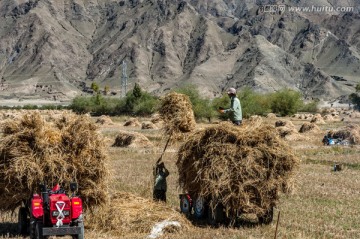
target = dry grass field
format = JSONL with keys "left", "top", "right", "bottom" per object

{"left": 1, "top": 112, "right": 360, "bottom": 239}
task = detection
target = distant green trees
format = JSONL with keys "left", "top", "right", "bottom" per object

{"left": 350, "top": 83, "right": 360, "bottom": 110}
{"left": 70, "top": 83, "right": 159, "bottom": 116}
{"left": 69, "top": 83, "right": 319, "bottom": 119}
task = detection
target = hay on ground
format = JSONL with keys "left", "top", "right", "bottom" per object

{"left": 323, "top": 114, "right": 335, "bottom": 121}
{"left": 0, "top": 112, "right": 109, "bottom": 212}
{"left": 326, "top": 124, "right": 360, "bottom": 144}
{"left": 176, "top": 121, "right": 299, "bottom": 221}
{"left": 124, "top": 118, "right": 141, "bottom": 127}
{"left": 141, "top": 121, "right": 158, "bottom": 129}
{"left": 87, "top": 192, "right": 190, "bottom": 237}
{"left": 266, "top": 113, "right": 277, "bottom": 118}
{"left": 299, "top": 122, "right": 320, "bottom": 133}
{"left": 275, "top": 120, "right": 295, "bottom": 128}
{"left": 159, "top": 92, "right": 196, "bottom": 138}
{"left": 96, "top": 115, "right": 114, "bottom": 125}
{"left": 310, "top": 114, "right": 325, "bottom": 124}
{"left": 112, "top": 130, "right": 153, "bottom": 148}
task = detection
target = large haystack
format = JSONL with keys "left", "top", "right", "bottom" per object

{"left": 112, "top": 130, "right": 153, "bottom": 148}
{"left": 326, "top": 124, "right": 360, "bottom": 144}
{"left": 176, "top": 122, "right": 299, "bottom": 220}
{"left": 87, "top": 192, "right": 190, "bottom": 237}
{"left": 0, "top": 112, "right": 109, "bottom": 211}
{"left": 159, "top": 92, "right": 196, "bottom": 137}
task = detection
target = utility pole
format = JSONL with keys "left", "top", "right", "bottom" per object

{"left": 121, "top": 60, "right": 128, "bottom": 98}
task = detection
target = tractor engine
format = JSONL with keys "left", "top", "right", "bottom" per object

{"left": 21, "top": 183, "right": 84, "bottom": 239}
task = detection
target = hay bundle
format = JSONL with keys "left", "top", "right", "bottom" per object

{"left": 310, "top": 114, "right": 325, "bottom": 124}
{"left": 87, "top": 192, "right": 190, "bottom": 237}
{"left": 176, "top": 122, "right": 299, "bottom": 220}
{"left": 0, "top": 112, "right": 109, "bottom": 211}
{"left": 326, "top": 125, "right": 360, "bottom": 144}
{"left": 141, "top": 121, "right": 157, "bottom": 129}
{"left": 112, "top": 130, "right": 153, "bottom": 148}
{"left": 276, "top": 126, "right": 305, "bottom": 141}
{"left": 96, "top": 115, "right": 114, "bottom": 125}
{"left": 275, "top": 120, "right": 295, "bottom": 128}
{"left": 159, "top": 92, "right": 196, "bottom": 137}
{"left": 266, "top": 113, "right": 277, "bottom": 118}
{"left": 299, "top": 122, "right": 320, "bottom": 133}
{"left": 350, "top": 112, "right": 360, "bottom": 118}
{"left": 323, "top": 114, "right": 335, "bottom": 121}
{"left": 124, "top": 118, "right": 141, "bottom": 127}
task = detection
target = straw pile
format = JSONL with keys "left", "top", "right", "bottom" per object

{"left": 323, "top": 114, "right": 335, "bottom": 121}
{"left": 326, "top": 124, "right": 360, "bottom": 144}
{"left": 87, "top": 192, "right": 191, "bottom": 237}
{"left": 176, "top": 122, "right": 299, "bottom": 220}
{"left": 159, "top": 92, "right": 196, "bottom": 137}
{"left": 310, "top": 114, "right": 325, "bottom": 124}
{"left": 266, "top": 113, "right": 277, "bottom": 118}
{"left": 0, "top": 112, "right": 109, "bottom": 211}
{"left": 96, "top": 115, "right": 114, "bottom": 125}
{"left": 141, "top": 121, "right": 157, "bottom": 129}
{"left": 275, "top": 120, "right": 295, "bottom": 128}
{"left": 124, "top": 118, "right": 141, "bottom": 127}
{"left": 112, "top": 130, "right": 153, "bottom": 148}
{"left": 299, "top": 122, "right": 320, "bottom": 133}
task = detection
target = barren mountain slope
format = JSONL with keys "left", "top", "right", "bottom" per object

{"left": 0, "top": 0, "right": 359, "bottom": 101}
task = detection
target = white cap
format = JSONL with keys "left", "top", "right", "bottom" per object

{"left": 227, "top": 88, "right": 236, "bottom": 94}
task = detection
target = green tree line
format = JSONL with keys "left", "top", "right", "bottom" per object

{"left": 69, "top": 84, "right": 319, "bottom": 120}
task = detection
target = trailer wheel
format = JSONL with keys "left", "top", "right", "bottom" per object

{"left": 18, "top": 207, "right": 28, "bottom": 235}
{"left": 207, "top": 204, "right": 225, "bottom": 226}
{"left": 193, "top": 197, "right": 206, "bottom": 219}
{"left": 258, "top": 207, "right": 274, "bottom": 225}
{"left": 180, "top": 195, "right": 191, "bottom": 216}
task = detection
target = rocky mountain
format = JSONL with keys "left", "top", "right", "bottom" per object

{"left": 0, "top": 0, "right": 359, "bottom": 101}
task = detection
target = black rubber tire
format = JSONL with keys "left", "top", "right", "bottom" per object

{"left": 179, "top": 195, "right": 191, "bottom": 215}
{"left": 35, "top": 221, "right": 44, "bottom": 239}
{"left": 207, "top": 204, "right": 225, "bottom": 226}
{"left": 258, "top": 207, "right": 274, "bottom": 225}
{"left": 18, "top": 207, "right": 28, "bottom": 235}
{"left": 193, "top": 197, "right": 206, "bottom": 219}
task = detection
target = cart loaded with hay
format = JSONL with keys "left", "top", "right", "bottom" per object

{"left": 177, "top": 121, "right": 299, "bottom": 225}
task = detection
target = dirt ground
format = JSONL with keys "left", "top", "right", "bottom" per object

{"left": 1, "top": 111, "right": 360, "bottom": 239}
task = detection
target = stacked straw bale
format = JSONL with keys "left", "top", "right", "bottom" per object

{"left": 159, "top": 92, "right": 196, "bottom": 138}
{"left": 112, "top": 130, "right": 153, "bottom": 148}
{"left": 176, "top": 122, "right": 299, "bottom": 220}
{"left": 87, "top": 192, "right": 190, "bottom": 237}
{"left": 0, "top": 112, "right": 109, "bottom": 211}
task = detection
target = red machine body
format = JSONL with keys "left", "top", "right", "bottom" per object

{"left": 19, "top": 183, "right": 84, "bottom": 239}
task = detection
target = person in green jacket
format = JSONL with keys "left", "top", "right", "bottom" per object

{"left": 153, "top": 162, "right": 169, "bottom": 202}
{"left": 220, "top": 87, "right": 242, "bottom": 125}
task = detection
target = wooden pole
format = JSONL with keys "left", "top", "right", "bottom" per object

{"left": 274, "top": 211, "right": 281, "bottom": 239}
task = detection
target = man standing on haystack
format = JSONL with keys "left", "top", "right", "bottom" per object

{"left": 219, "top": 87, "right": 242, "bottom": 125}
{"left": 153, "top": 162, "right": 169, "bottom": 202}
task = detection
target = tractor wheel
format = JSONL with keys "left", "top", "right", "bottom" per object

{"left": 18, "top": 207, "right": 28, "bottom": 235}
{"left": 35, "top": 221, "right": 44, "bottom": 239}
{"left": 193, "top": 197, "right": 206, "bottom": 219}
{"left": 207, "top": 204, "right": 225, "bottom": 226}
{"left": 72, "top": 222, "right": 84, "bottom": 239}
{"left": 258, "top": 207, "right": 274, "bottom": 225}
{"left": 179, "top": 195, "right": 191, "bottom": 216}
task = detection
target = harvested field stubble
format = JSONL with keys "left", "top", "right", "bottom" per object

{"left": 0, "top": 112, "right": 109, "bottom": 211}
{"left": 177, "top": 122, "right": 299, "bottom": 221}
